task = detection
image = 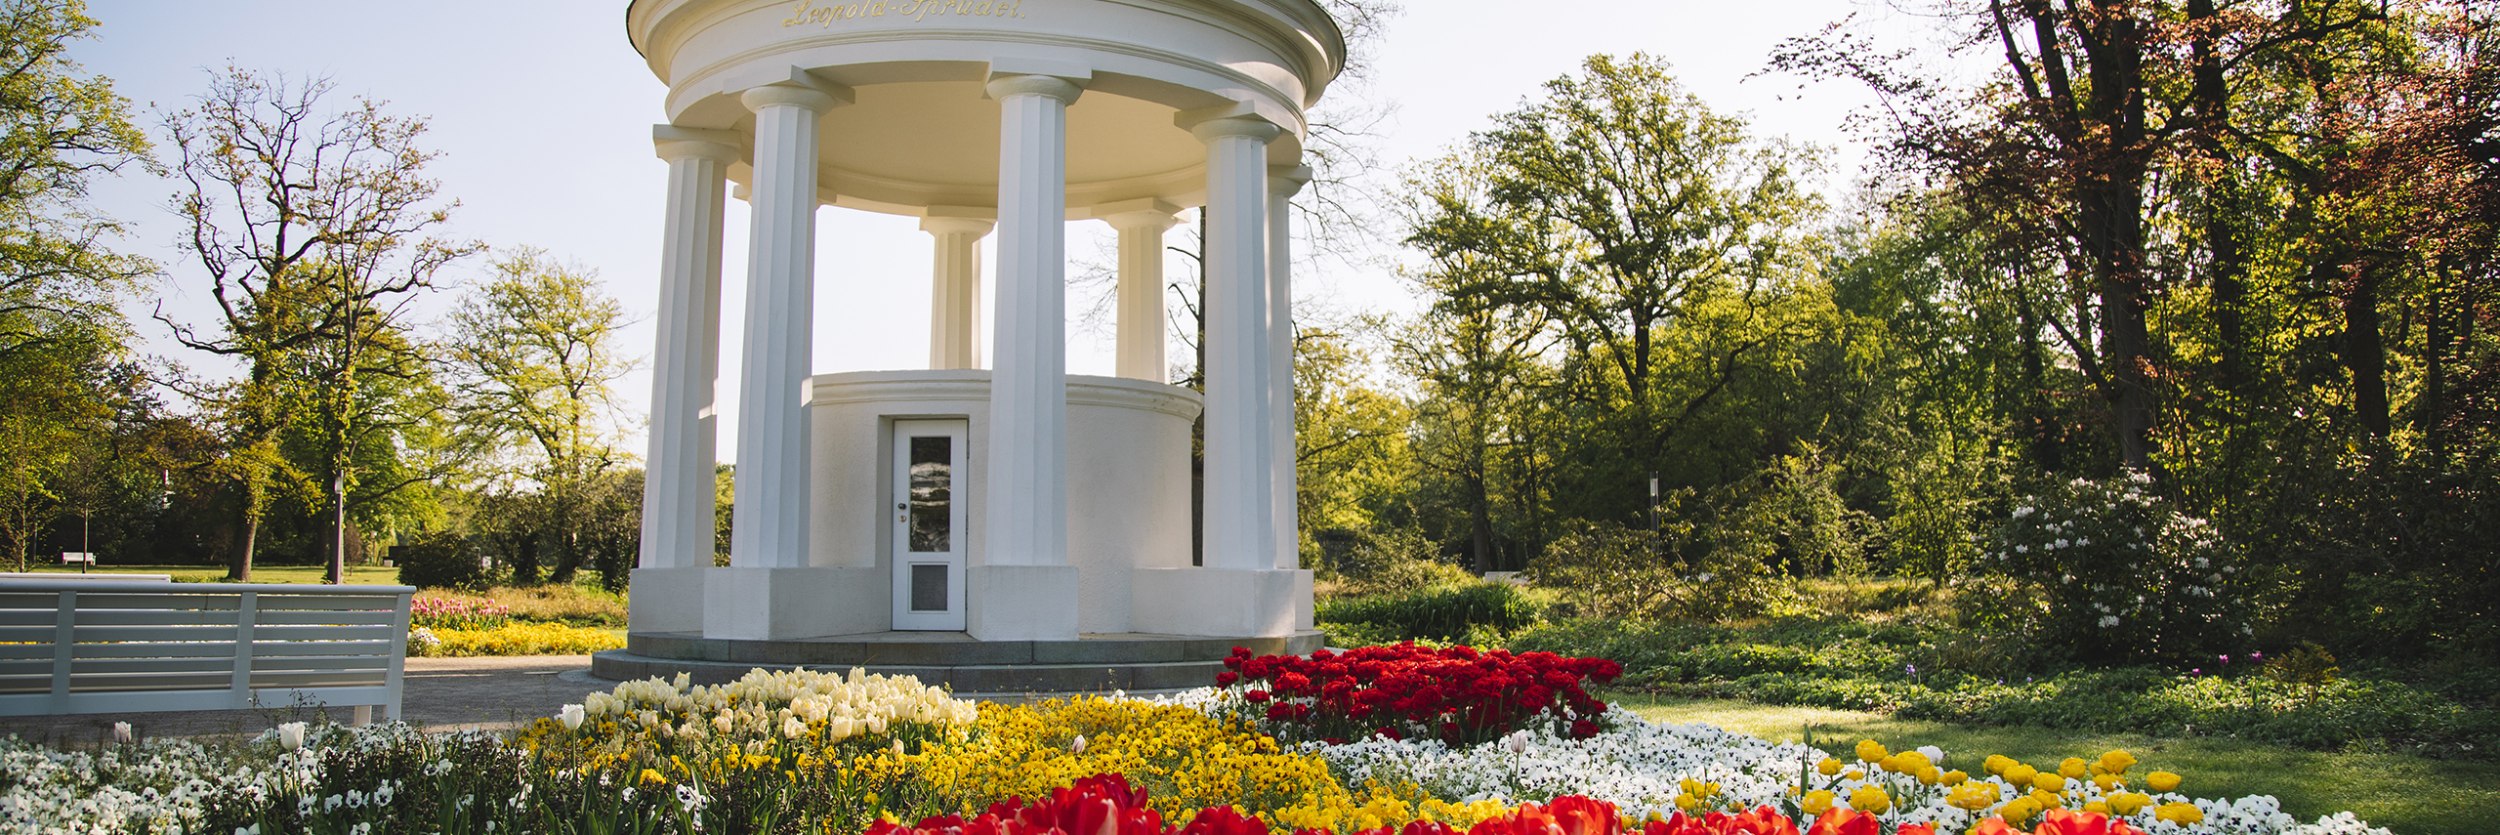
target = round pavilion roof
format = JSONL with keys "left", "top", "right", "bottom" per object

{"left": 625, "top": 0, "right": 1346, "bottom": 218}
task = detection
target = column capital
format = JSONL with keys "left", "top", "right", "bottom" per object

{"left": 1182, "top": 115, "right": 1282, "bottom": 145}
{"left": 653, "top": 125, "right": 743, "bottom": 163}
{"left": 985, "top": 73, "right": 1086, "bottom": 106}
{"left": 741, "top": 76, "right": 851, "bottom": 114}
{"left": 920, "top": 215, "right": 996, "bottom": 236}
{"left": 1268, "top": 164, "right": 1313, "bottom": 198}
{"left": 1096, "top": 198, "right": 1182, "bottom": 233}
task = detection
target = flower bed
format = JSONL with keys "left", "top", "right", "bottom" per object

{"left": 1, "top": 654, "right": 2392, "bottom": 835}
{"left": 1214, "top": 643, "right": 1623, "bottom": 745}
{"left": 405, "top": 621, "right": 624, "bottom": 657}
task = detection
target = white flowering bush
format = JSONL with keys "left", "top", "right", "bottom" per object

{"left": 1977, "top": 473, "right": 2247, "bottom": 662}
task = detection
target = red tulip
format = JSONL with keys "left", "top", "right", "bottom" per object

{"left": 1804, "top": 809, "right": 1880, "bottom": 835}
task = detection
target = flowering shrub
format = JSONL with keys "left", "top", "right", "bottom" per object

{"left": 410, "top": 594, "right": 514, "bottom": 630}
{"left": 1977, "top": 473, "right": 2247, "bottom": 662}
{"left": 405, "top": 621, "right": 624, "bottom": 657}
{"left": 1214, "top": 643, "right": 1622, "bottom": 746}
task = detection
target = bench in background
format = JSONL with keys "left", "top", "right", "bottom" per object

{"left": 0, "top": 579, "right": 415, "bottom": 723}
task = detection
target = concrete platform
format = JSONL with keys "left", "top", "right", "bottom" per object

{"left": 591, "top": 630, "right": 1325, "bottom": 694}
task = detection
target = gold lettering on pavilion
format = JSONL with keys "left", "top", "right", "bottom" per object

{"left": 782, "top": 0, "right": 1030, "bottom": 28}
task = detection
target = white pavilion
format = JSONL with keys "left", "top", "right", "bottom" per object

{"left": 598, "top": 0, "right": 1337, "bottom": 689}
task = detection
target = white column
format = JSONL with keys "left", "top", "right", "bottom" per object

{"left": 1186, "top": 114, "right": 1280, "bottom": 572}
{"left": 639, "top": 126, "right": 740, "bottom": 570}
{"left": 1267, "top": 165, "right": 1310, "bottom": 570}
{"left": 923, "top": 215, "right": 992, "bottom": 370}
{"left": 1104, "top": 206, "right": 1179, "bottom": 382}
{"left": 984, "top": 72, "right": 1085, "bottom": 567}
{"left": 729, "top": 81, "right": 843, "bottom": 569}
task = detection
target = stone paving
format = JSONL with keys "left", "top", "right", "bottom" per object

{"left": 0, "top": 655, "right": 605, "bottom": 746}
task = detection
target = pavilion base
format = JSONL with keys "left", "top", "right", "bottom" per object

{"left": 591, "top": 630, "right": 1325, "bottom": 695}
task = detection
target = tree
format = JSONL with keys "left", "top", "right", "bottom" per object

{"left": 0, "top": 0, "right": 149, "bottom": 570}
{"left": 445, "top": 249, "right": 636, "bottom": 585}
{"left": 1410, "top": 55, "right": 1819, "bottom": 464}
{"left": 161, "top": 68, "right": 477, "bottom": 582}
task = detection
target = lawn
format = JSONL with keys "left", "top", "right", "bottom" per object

{"left": 1612, "top": 692, "right": 2500, "bottom": 835}
{"left": 10, "top": 563, "right": 401, "bottom": 584}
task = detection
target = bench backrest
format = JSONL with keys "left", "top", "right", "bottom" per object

{"left": 0, "top": 572, "right": 172, "bottom": 582}
{"left": 0, "top": 579, "right": 415, "bottom": 719}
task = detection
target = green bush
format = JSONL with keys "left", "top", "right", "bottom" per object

{"left": 1317, "top": 580, "right": 1545, "bottom": 644}
{"left": 1529, "top": 514, "right": 1791, "bottom": 623}
{"left": 1328, "top": 526, "right": 1476, "bottom": 595}
{"left": 394, "top": 534, "right": 496, "bottom": 591}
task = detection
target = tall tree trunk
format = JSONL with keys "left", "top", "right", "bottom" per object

{"left": 2015, "top": 277, "right": 2066, "bottom": 473}
{"left": 2338, "top": 261, "right": 2392, "bottom": 437}
{"left": 2188, "top": 0, "right": 2251, "bottom": 398}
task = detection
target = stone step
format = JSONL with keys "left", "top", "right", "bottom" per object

{"left": 590, "top": 649, "right": 1234, "bottom": 694}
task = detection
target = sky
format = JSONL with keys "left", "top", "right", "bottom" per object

{"left": 69, "top": 0, "right": 1955, "bottom": 462}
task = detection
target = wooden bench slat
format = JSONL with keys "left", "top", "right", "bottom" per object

{"left": 250, "top": 610, "right": 399, "bottom": 626}
{"left": 251, "top": 670, "right": 388, "bottom": 689}
{"left": 252, "top": 639, "right": 397, "bottom": 658}
{"left": 72, "top": 657, "right": 238, "bottom": 676}
{"left": 73, "top": 609, "right": 245, "bottom": 627}
{"left": 67, "top": 625, "right": 243, "bottom": 643}
{"left": 71, "top": 671, "right": 236, "bottom": 692}
{"left": 50, "top": 594, "right": 243, "bottom": 611}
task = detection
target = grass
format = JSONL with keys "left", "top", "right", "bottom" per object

{"left": 1610, "top": 691, "right": 2500, "bottom": 835}
{"left": 8, "top": 563, "right": 400, "bottom": 584}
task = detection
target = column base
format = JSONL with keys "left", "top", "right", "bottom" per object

{"left": 1131, "top": 568, "right": 1312, "bottom": 638}
{"left": 703, "top": 567, "right": 886, "bottom": 640}
{"left": 967, "top": 565, "right": 1081, "bottom": 641}
{"left": 629, "top": 567, "right": 710, "bottom": 633}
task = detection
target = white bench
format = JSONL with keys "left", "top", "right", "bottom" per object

{"left": 0, "top": 579, "right": 415, "bottom": 723}
{"left": 59, "top": 552, "right": 95, "bottom": 566}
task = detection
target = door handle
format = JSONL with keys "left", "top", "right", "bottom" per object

{"left": 897, "top": 502, "right": 908, "bottom": 524}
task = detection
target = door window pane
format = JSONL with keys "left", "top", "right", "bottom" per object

{"left": 911, "top": 564, "right": 947, "bottom": 612}
{"left": 908, "top": 436, "right": 951, "bottom": 552}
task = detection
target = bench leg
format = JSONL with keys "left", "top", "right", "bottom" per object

{"left": 353, "top": 705, "right": 373, "bottom": 726}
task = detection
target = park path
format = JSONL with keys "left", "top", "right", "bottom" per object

{"left": 0, "top": 655, "right": 603, "bottom": 746}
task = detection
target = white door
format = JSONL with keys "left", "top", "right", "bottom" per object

{"left": 891, "top": 419, "right": 968, "bottom": 631}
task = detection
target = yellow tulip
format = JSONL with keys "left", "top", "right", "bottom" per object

{"left": 1917, "top": 765, "right": 1942, "bottom": 785}
{"left": 1818, "top": 757, "right": 1844, "bottom": 776}
{"left": 2099, "top": 750, "right": 2139, "bottom": 775}
{"left": 1941, "top": 769, "right": 1969, "bottom": 786}
{"left": 2032, "top": 772, "right": 2066, "bottom": 793}
{"left": 1983, "top": 754, "right": 2013, "bottom": 776}
{"left": 1947, "top": 783, "right": 1998, "bottom": 811}
{"left": 2004, "top": 763, "right": 2039, "bottom": 787}
{"left": 2084, "top": 801, "right": 2110, "bottom": 814}
{"left": 2092, "top": 774, "right": 2120, "bottom": 792}
{"left": 1849, "top": 784, "right": 1893, "bottom": 815}
{"left": 2108, "top": 792, "right": 2151, "bottom": 816}
{"left": 2156, "top": 802, "right": 2205, "bottom": 824}
{"left": 1802, "top": 790, "right": 1836, "bottom": 817}
{"left": 1857, "top": 739, "right": 1889, "bottom": 762}
{"left": 2146, "top": 771, "right": 2183, "bottom": 793}
{"left": 2059, "top": 757, "right": 2089, "bottom": 779}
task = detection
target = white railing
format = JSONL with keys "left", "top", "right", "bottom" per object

{"left": 0, "top": 579, "right": 415, "bottom": 723}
